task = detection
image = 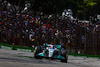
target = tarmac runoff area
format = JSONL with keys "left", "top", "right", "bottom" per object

{"left": 0, "top": 49, "right": 100, "bottom": 67}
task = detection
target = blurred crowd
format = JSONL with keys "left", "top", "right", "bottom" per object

{"left": 0, "top": 10, "right": 100, "bottom": 50}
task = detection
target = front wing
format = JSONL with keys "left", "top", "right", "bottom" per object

{"left": 37, "top": 53, "right": 65, "bottom": 60}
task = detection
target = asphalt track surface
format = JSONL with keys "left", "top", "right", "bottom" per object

{"left": 0, "top": 49, "right": 99, "bottom": 67}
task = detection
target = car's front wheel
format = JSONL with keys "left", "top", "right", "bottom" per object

{"left": 61, "top": 49, "right": 68, "bottom": 63}
{"left": 34, "top": 46, "right": 42, "bottom": 59}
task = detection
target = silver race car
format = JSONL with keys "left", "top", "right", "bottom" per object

{"left": 34, "top": 43, "right": 68, "bottom": 63}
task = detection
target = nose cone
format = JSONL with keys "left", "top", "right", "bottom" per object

{"left": 48, "top": 49, "right": 55, "bottom": 57}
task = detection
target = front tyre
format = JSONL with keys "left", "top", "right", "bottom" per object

{"left": 61, "top": 54, "right": 68, "bottom": 63}
{"left": 61, "top": 49, "right": 68, "bottom": 63}
{"left": 34, "top": 46, "right": 42, "bottom": 59}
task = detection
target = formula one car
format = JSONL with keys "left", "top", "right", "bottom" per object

{"left": 34, "top": 43, "right": 68, "bottom": 63}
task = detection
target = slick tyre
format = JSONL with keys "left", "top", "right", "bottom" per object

{"left": 61, "top": 49, "right": 68, "bottom": 63}
{"left": 34, "top": 46, "right": 42, "bottom": 59}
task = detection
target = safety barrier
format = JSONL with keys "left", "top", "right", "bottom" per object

{"left": 0, "top": 43, "right": 34, "bottom": 52}
{"left": 68, "top": 53, "right": 100, "bottom": 59}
